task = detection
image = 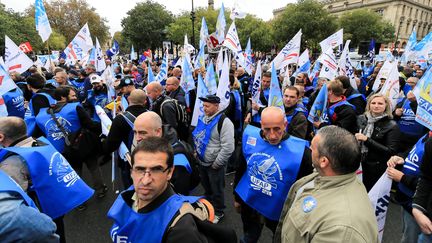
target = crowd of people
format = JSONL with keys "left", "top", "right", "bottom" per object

{"left": 0, "top": 52, "right": 431, "bottom": 243}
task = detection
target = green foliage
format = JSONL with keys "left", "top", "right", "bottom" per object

{"left": 272, "top": 0, "right": 338, "bottom": 53}
{"left": 121, "top": 0, "right": 174, "bottom": 51}
{"left": 338, "top": 9, "right": 395, "bottom": 47}
{"left": 113, "top": 31, "right": 130, "bottom": 55}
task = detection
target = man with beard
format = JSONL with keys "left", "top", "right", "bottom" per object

{"left": 85, "top": 74, "right": 110, "bottom": 121}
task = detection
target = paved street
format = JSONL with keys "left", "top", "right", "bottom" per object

{"left": 65, "top": 162, "right": 402, "bottom": 243}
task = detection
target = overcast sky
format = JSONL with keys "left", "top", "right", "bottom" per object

{"left": 1, "top": 0, "right": 294, "bottom": 36}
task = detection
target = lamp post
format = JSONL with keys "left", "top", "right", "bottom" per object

{"left": 191, "top": 0, "right": 196, "bottom": 49}
{"left": 395, "top": 17, "right": 404, "bottom": 56}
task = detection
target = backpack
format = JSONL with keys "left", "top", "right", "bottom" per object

{"left": 172, "top": 140, "right": 200, "bottom": 190}
{"left": 161, "top": 98, "right": 190, "bottom": 140}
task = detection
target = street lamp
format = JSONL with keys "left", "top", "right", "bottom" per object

{"left": 395, "top": 16, "right": 404, "bottom": 55}
{"left": 191, "top": 0, "right": 196, "bottom": 49}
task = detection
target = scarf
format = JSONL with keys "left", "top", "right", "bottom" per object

{"left": 361, "top": 112, "right": 388, "bottom": 154}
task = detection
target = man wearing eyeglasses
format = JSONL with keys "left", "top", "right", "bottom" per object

{"left": 108, "top": 136, "right": 237, "bottom": 242}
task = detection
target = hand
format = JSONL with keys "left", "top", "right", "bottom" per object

{"left": 413, "top": 208, "right": 432, "bottom": 234}
{"left": 386, "top": 167, "right": 404, "bottom": 182}
{"left": 244, "top": 113, "right": 251, "bottom": 124}
{"left": 313, "top": 121, "right": 321, "bottom": 128}
{"left": 355, "top": 133, "right": 368, "bottom": 142}
{"left": 394, "top": 108, "right": 403, "bottom": 116}
{"left": 251, "top": 102, "right": 260, "bottom": 111}
{"left": 387, "top": 156, "right": 404, "bottom": 167}
{"left": 234, "top": 201, "right": 241, "bottom": 213}
{"left": 407, "top": 91, "right": 417, "bottom": 102}
{"left": 211, "top": 163, "right": 220, "bottom": 170}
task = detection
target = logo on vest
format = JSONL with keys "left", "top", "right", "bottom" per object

{"left": 193, "top": 130, "right": 206, "bottom": 155}
{"left": 50, "top": 152, "right": 79, "bottom": 187}
{"left": 45, "top": 117, "right": 72, "bottom": 140}
{"left": 248, "top": 153, "right": 283, "bottom": 196}
{"left": 246, "top": 136, "right": 257, "bottom": 146}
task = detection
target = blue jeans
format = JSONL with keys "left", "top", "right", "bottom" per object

{"left": 418, "top": 233, "right": 432, "bottom": 243}
{"left": 402, "top": 208, "right": 421, "bottom": 243}
{"left": 199, "top": 165, "right": 225, "bottom": 215}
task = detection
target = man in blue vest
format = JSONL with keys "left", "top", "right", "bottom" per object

{"left": 133, "top": 111, "right": 194, "bottom": 195}
{"left": 0, "top": 116, "right": 94, "bottom": 243}
{"left": 283, "top": 86, "right": 307, "bottom": 139}
{"left": 313, "top": 80, "right": 358, "bottom": 134}
{"left": 193, "top": 94, "right": 235, "bottom": 223}
{"left": 387, "top": 132, "right": 432, "bottom": 243}
{"left": 26, "top": 73, "right": 56, "bottom": 116}
{"left": 245, "top": 71, "right": 271, "bottom": 127}
{"left": 2, "top": 85, "right": 25, "bottom": 118}
{"left": 85, "top": 74, "right": 110, "bottom": 121}
{"left": 336, "top": 75, "right": 366, "bottom": 115}
{"left": 107, "top": 136, "right": 237, "bottom": 242}
{"left": 234, "top": 106, "right": 313, "bottom": 243}
{"left": 394, "top": 90, "right": 429, "bottom": 153}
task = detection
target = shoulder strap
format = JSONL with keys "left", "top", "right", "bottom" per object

{"left": 48, "top": 106, "right": 71, "bottom": 146}
{"left": 121, "top": 111, "right": 136, "bottom": 128}
{"left": 169, "top": 199, "right": 214, "bottom": 228}
{"left": 217, "top": 113, "right": 226, "bottom": 134}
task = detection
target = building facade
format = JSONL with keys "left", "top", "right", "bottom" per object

{"left": 274, "top": 0, "right": 432, "bottom": 47}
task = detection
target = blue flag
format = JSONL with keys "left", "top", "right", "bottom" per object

{"left": 130, "top": 45, "right": 136, "bottom": 61}
{"left": 191, "top": 73, "right": 209, "bottom": 126}
{"left": 106, "top": 40, "right": 119, "bottom": 58}
{"left": 308, "top": 83, "right": 328, "bottom": 123}
{"left": 205, "top": 61, "right": 218, "bottom": 95}
{"left": 200, "top": 17, "right": 209, "bottom": 48}
{"left": 148, "top": 61, "right": 155, "bottom": 83}
{"left": 268, "top": 63, "right": 284, "bottom": 111}
{"left": 35, "top": 0, "right": 52, "bottom": 42}
{"left": 194, "top": 45, "right": 206, "bottom": 70}
{"left": 367, "top": 39, "right": 375, "bottom": 63}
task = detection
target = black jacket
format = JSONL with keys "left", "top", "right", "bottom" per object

{"left": 31, "top": 88, "right": 56, "bottom": 116}
{"left": 103, "top": 105, "right": 147, "bottom": 153}
{"left": 357, "top": 115, "right": 400, "bottom": 191}
{"left": 285, "top": 106, "right": 307, "bottom": 139}
{"left": 167, "top": 87, "right": 186, "bottom": 107}
{"left": 319, "top": 99, "right": 358, "bottom": 134}
{"left": 151, "top": 95, "right": 178, "bottom": 129}
{"left": 345, "top": 87, "right": 366, "bottom": 115}
{"left": 412, "top": 135, "right": 432, "bottom": 220}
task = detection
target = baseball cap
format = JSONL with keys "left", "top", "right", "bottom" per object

{"left": 90, "top": 74, "right": 103, "bottom": 84}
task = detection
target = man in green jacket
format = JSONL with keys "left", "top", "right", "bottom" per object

{"left": 275, "top": 125, "right": 378, "bottom": 243}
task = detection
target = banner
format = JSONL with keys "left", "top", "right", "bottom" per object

{"left": 319, "top": 29, "right": 343, "bottom": 52}
{"left": 4, "top": 36, "right": 34, "bottom": 74}
{"left": 319, "top": 47, "right": 338, "bottom": 81}
{"left": 19, "top": 42, "right": 33, "bottom": 53}
{"left": 368, "top": 172, "right": 392, "bottom": 242}
{"left": 415, "top": 66, "right": 432, "bottom": 130}
{"left": 223, "top": 21, "right": 249, "bottom": 74}
{"left": 63, "top": 23, "right": 93, "bottom": 63}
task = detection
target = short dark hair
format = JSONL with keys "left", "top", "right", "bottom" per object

{"left": 54, "top": 85, "right": 76, "bottom": 101}
{"left": 262, "top": 71, "right": 272, "bottom": 78}
{"left": 26, "top": 74, "right": 46, "bottom": 89}
{"left": 335, "top": 75, "right": 350, "bottom": 89}
{"left": 316, "top": 126, "right": 360, "bottom": 174}
{"left": 283, "top": 86, "right": 299, "bottom": 97}
{"left": 327, "top": 80, "right": 344, "bottom": 96}
{"left": 131, "top": 137, "right": 174, "bottom": 168}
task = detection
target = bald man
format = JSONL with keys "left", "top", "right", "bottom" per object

{"left": 172, "top": 67, "right": 182, "bottom": 79}
{"left": 133, "top": 111, "right": 195, "bottom": 195}
{"left": 233, "top": 107, "right": 313, "bottom": 242}
{"left": 165, "top": 77, "right": 186, "bottom": 106}
{"left": 146, "top": 82, "right": 179, "bottom": 133}
{"left": 103, "top": 89, "right": 148, "bottom": 189}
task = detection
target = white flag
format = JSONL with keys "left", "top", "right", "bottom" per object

{"left": 0, "top": 95, "right": 8, "bottom": 117}
{"left": 230, "top": 0, "right": 247, "bottom": 20}
{"left": 251, "top": 60, "right": 262, "bottom": 116}
{"left": 63, "top": 23, "right": 93, "bottom": 62}
{"left": 338, "top": 40, "right": 357, "bottom": 89}
{"left": 4, "top": 36, "right": 34, "bottom": 74}
{"left": 319, "top": 47, "right": 338, "bottom": 81}
{"left": 216, "top": 55, "right": 230, "bottom": 111}
{"left": 379, "top": 62, "right": 400, "bottom": 110}
{"left": 368, "top": 172, "right": 392, "bottom": 242}
{"left": 223, "top": 21, "right": 249, "bottom": 73}
{"left": 320, "top": 29, "right": 343, "bottom": 52}
{"left": 95, "top": 38, "right": 106, "bottom": 72}
{"left": 373, "top": 61, "right": 393, "bottom": 92}
{"left": 216, "top": 48, "right": 224, "bottom": 77}
{"left": 0, "top": 64, "right": 18, "bottom": 95}
{"left": 272, "top": 30, "right": 302, "bottom": 70}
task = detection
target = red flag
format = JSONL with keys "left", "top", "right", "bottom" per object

{"left": 19, "top": 42, "right": 33, "bottom": 53}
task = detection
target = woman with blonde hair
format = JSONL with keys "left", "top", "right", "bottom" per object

{"left": 355, "top": 93, "right": 400, "bottom": 191}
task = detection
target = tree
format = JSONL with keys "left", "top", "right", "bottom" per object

{"left": 25, "top": 0, "right": 110, "bottom": 46}
{"left": 272, "top": 0, "right": 338, "bottom": 54}
{"left": 121, "top": 1, "right": 174, "bottom": 51}
{"left": 112, "top": 31, "right": 130, "bottom": 55}
{"left": 338, "top": 9, "right": 395, "bottom": 48}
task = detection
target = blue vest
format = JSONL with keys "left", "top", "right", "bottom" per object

{"left": 3, "top": 88, "right": 25, "bottom": 118}
{"left": 285, "top": 107, "right": 304, "bottom": 125}
{"left": 235, "top": 125, "right": 306, "bottom": 221}
{"left": 397, "top": 98, "right": 425, "bottom": 137}
{"left": 232, "top": 90, "right": 243, "bottom": 132}
{"left": 398, "top": 134, "right": 428, "bottom": 198}
{"left": 0, "top": 170, "right": 37, "bottom": 209}
{"left": 70, "top": 79, "right": 87, "bottom": 102}
{"left": 192, "top": 113, "right": 223, "bottom": 161}
{"left": 327, "top": 100, "right": 354, "bottom": 124}
{"left": 46, "top": 79, "right": 57, "bottom": 87}
{"left": 0, "top": 138, "right": 94, "bottom": 219}
{"left": 362, "top": 66, "right": 374, "bottom": 79}
{"left": 35, "top": 103, "right": 82, "bottom": 153}
{"left": 262, "top": 88, "right": 270, "bottom": 102}
{"left": 107, "top": 187, "right": 199, "bottom": 243}
{"left": 346, "top": 93, "right": 366, "bottom": 102}
{"left": 25, "top": 92, "right": 57, "bottom": 136}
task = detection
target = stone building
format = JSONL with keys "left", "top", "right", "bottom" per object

{"left": 273, "top": 0, "right": 432, "bottom": 47}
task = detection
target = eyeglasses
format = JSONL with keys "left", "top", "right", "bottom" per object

{"left": 131, "top": 166, "right": 170, "bottom": 177}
